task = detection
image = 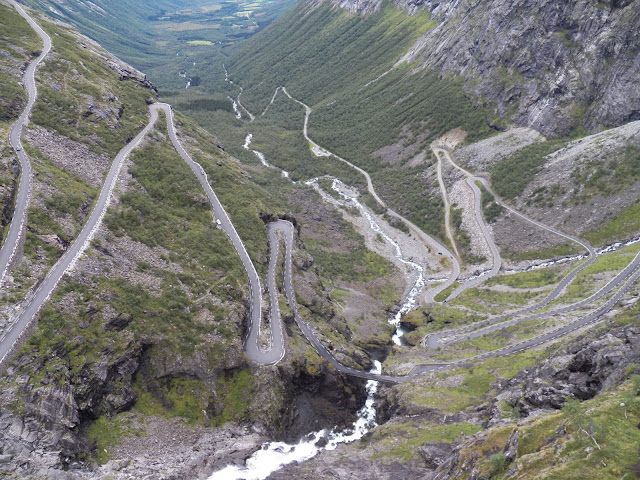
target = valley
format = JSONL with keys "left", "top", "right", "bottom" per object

{"left": 0, "top": 0, "right": 639, "bottom": 479}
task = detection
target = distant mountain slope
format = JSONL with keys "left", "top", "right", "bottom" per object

{"left": 21, "top": 0, "right": 297, "bottom": 91}
{"left": 319, "top": 0, "right": 640, "bottom": 137}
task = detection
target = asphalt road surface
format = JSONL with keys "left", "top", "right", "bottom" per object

{"left": 423, "top": 147, "right": 598, "bottom": 347}
{"left": 154, "top": 103, "right": 284, "bottom": 365}
{"left": 0, "top": 0, "right": 52, "bottom": 287}
{"left": 1, "top": 36, "right": 635, "bottom": 383}
{"left": 0, "top": 105, "right": 159, "bottom": 369}
{"left": 281, "top": 87, "right": 461, "bottom": 304}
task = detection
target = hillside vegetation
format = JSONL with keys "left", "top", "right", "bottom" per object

{"left": 216, "top": 2, "right": 495, "bottom": 242}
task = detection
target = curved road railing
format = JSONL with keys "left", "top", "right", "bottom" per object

{"left": 423, "top": 147, "right": 599, "bottom": 348}
{"left": 0, "top": 0, "right": 52, "bottom": 288}
{"left": 426, "top": 248, "right": 640, "bottom": 349}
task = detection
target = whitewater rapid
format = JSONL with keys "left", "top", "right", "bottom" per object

{"left": 327, "top": 179, "right": 425, "bottom": 344}
{"left": 207, "top": 133, "right": 429, "bottom": 479}
{"left": 243, "top": 133, "right": 289, "bottom": 177}
{"left": 208, "top": 361, "right": 382, "bottom": 480}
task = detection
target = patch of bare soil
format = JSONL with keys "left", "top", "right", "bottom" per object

{"left": 26, "top": 126, "right": 111, "bottom": 188}
{"left": 490, "top": 209, "right": 570, "bottom": 266}
{"left": 455, "top": 127, "right": 544, "bottom": 172}
{"left": 435, "top": 127, "right": 468, "bottom": 150}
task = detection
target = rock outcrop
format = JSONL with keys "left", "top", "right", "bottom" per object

{"left": 315, "top": 0, "right": 640, "bottom": 137}
{"left": 493, "top": 324, "right": 640, "bottom": 419}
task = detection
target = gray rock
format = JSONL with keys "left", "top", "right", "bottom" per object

{"left": 419, "top": 441, "right": 453, "bottom": 469}
{"left": 503, "top": 429, "right": 518, "bottom": 462}
{"left": 315, "top": 0, "right": 640, "bottom": 137}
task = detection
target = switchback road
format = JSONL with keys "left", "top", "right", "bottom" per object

{"left": 0, "top": 0, "right": 52, "bottom": 287}
{"left": 280, "top": 87, "right": 461, "bottom": 304}
{"left": 155, "top": 103, "right": 284, "bottom": 365}
{"left": 423, "top": 147, "right": 598, "bottom": 348}
{"left": 0, "top": 104, "right": 158, "bottom": 369}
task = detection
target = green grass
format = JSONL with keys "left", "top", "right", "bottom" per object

{"left": 23, "top": 0, "right": 295, "bottom": 94}
{"left": 486, "top": 267, "right": 564, "bottom": 289}
{"left": 0, "top": 3, "right": 40, "bottom": 120}
{"left": 402, "top": 304, "right": 485, "bottom": 345}
{"left": 506, "top": 377, "right": 640, "bottom": 479}
{"left": 245, "top": 92, "right": 365, "bottom": 184}
{"left": 29, "top": 20, "right": 152, "bottom": 157}
{"left": 584, "top": 200, "right": 640, "bottom": 246}
{"left": 547, "top": 246, "right": 639, "bottom": 306}
{"left": 221, "top": 2, "right": 494, "bottom": 243}
{"left": 211, "top": 369, "right": 254, "bottom": 426}
{"left": 368, "top": 421, "right": 482, "bottom": 462}
{"left": 478, "top": 181, "right": 504, "bottom": 223}
{"left": 433, "top": 282, "right": 459, "bottom": 302}
{"left": 395, "top": 353, "right": 541, "bottom": 414}
{"left": 490, "top": 138, "right": 571, "bottom": 200}
{"left": 87, "top": 414, "right": 144, "bottom": 465}
{"left": 229, "top": 3, "right": 438, "bottom": 112}
{"left": 451, "top": 285, "right": 546, "bottom": 313}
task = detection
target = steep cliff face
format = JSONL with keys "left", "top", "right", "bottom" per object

{"left": 316, "top": 0, "right": 640, "bottom": 137}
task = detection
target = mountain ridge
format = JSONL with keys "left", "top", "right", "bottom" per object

{"left": 310, "top": 0, "right": 640, "bottom": 137}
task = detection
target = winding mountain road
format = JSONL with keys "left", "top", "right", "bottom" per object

{"left": 436, "top": 150, "right": 460, "bottom": 260}
{"left": 269, "top": 220, "right": 403, "bottom": 382}
{"left": 423, "top": 147, "right": 600, "bottom": 348}
{"left": 433, "top": 146, "right": 502, "bottom": 300}
{"left": 239, "top": 86, "right": 640, "bottom": 379}
{"left": 280, "top": 87, "right": 461, "bottom": 304}
{"left": 0, "top": 0, "right": 52, "bottom": 288}
{"left": 428, "top": 248, "right": 640, "bottom": 348}
{"left": 1, "top": 25, "right": 635, "bottom": 386}
{"left": 0, "top": 105, "right": 159, "bottom": 370}
{"left": 156, "top": 103, "right": 283, "bottom": 365}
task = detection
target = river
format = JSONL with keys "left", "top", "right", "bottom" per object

{"left": 208, "top": 361, "right": 382, "bottom": 480}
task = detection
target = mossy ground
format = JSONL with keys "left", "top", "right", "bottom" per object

{"left": 451, "top": 375, "right": 640, "bottom": 479}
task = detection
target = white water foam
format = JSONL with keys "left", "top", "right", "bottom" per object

{"left": 243, "top": 133, "right": 290, "bottom": 178}
{"left": 329, "top": 179, "right": 425, "bottom": 345}
{"left": 229, "top": 96, "right": 242, "bottom": 119}
{"left": 208, "top": 361, "right": 381, "bottom": 480}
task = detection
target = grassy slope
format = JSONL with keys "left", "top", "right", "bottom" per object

{"left": 0, "top": 1, "right": 39, "bottom": 123}
{"left": 13, "top": 125, "right": 258, "bottom": 464}
{"left": 0, "top": 11, "right": 284, "bottom": 463}
{"left": 0, "top": 1, "right": 40, "bottom": 248}
{"left": 451, "top": 373, "right": 640, "bottom": 480}
{"left": 0, "top": 10, "right": 155, "bottom": 308}
{"left": 222, "top": 1, "right": 494, "bottom": 242}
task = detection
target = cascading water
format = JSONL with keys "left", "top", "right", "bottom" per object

{"left": 208, "top": 361, "right": 382, "bottom": 480}
{"left": 328, "top": 179, "right": 425, "bottom": 345}
{"left": 243, "top": 133, "right": 289, "bottom": 177}
{"left": 229, "top": 96, "right": 242, "bottom": 119}
{"left": 209, "top": 131, "right": 427, "bottom": 480}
